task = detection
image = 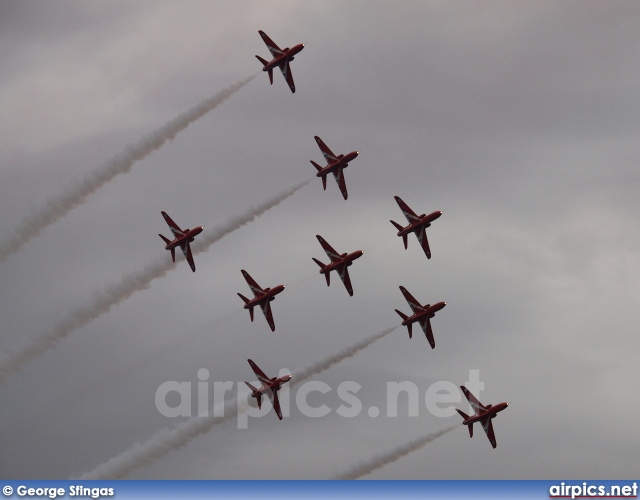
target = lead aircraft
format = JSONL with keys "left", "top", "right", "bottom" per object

{"left": 310, "top": 136, "right": 359, "bottom": 200}
{"left": 312, "top": 235, "right": 364, "bottom": 296}
{"left": 390, "top": 196, "right": 442, "bottom": 259}
{"left": 457, "top": 385, "right": 509, "bottom": 448}
{"left": 237, "top": 269, "right": 285, "bottom": 332}
{"left": 394, "top": 286, "right": 446, "bottom": 348}
{"left": 158, "top": 211, "right": 203, "bottom": 272}
{"left": 244, "top": 359, "right": 292, "bottom": 420}
{"left": 255, "top": 30, "right": 304, "bottom": 93}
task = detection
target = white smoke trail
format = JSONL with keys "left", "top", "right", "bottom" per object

{"left": 77, "top": 326, "right": 398, "bottom": 480}
{"left": 0, "top": 180, "right": 307, "bottom": 383}
{"left": 334, "top": 425, "right": 458, "bottom": 480}
{"left": 292, "top": 325, "right": 399, "bottom": 384}
{"left": 0, "top": 74, "right": 257, "bottom": 263}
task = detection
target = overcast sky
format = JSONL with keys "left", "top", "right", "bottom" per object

{"left": 1, "top": 0, "right": 639, "bottom": 480}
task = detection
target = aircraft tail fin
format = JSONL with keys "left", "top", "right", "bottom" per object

{"left": 312, "top": 257, "right": 326, "bottom": 269}
{"left": 395, "top": 309, "right": 412, "bottom": 338}
{"left": 245, "top": 382, "right": 262, "bottom": 409}
{"left": 390, "top": 221, "right": 408, "bottom": 248}
{"left": 237, "top": 293, "right": 255, "bottom": 322}
{"left": 310, "top": 160, "right": 323, "bottom": 173}
{"left": 255, "top": 56, "right": 273, "bottom": 84}
{"left": 395, "top": 309, "right": 409, "bottom": 321}
{"left": 456, "top": 408, "right": 470, "bottom": 420}
{"left": 456, "top": 409, "right": 473, "bottom": 438}
{"left": 159, "top": 234, "right": 176, "bottom": 261}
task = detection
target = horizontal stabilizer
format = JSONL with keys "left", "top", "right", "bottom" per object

{"left": 159, "top": 233, "right": 172, "bottom": 246}
{"left": 456, "top": 408, "right": 469, "bottom": 420}
{"left": 394, "top": 309, "right": 409, "bottom": 321}
{"left": 255, "top": 54, "right": 269, "bottom": 67}
{"left": 237, "top": 293, "right": 250, "bottom": 304}
{"left": 390, "top": 220, "right": 404, "bottom": 232}
{"left": 312, "top": 257, "right": 326, "bottom": 270}
{"left": 310, "top": 160, "right": 323, "bottom": 173}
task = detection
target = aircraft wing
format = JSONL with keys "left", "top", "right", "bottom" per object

{"left": 332, "top": 167, "right": 348, "bottom": 200}
{"left": 248, "top": 359, "right": 271, "bottom": 385}
{"left": 481, "top": 416, "right": 497, "bottom": 448}
{"left": 419, "top": 317, "right": 435, "bottom": 348}
{"left": 399, "top": 286, "right": 426, "bottom": 314}
{"left": 316, "top": 235, "right": 341, "bottom": 262}
{"left": 461, "top": 385, "right": 487, "bottom": 415}
{"left": 394, "top": 196, "right": 420, "bottom": 224}
{"left": 279, "top": 59, "right": 296, "bottom": 93}
{"left": 181, "top": 242, "right": 196, "bottom": 272}
{"left": 314, "top": 136, "right": 338, "bottom": 163}
{"left": 241, "top": 269, "right": 265, "bottom": 297}
{"left": 260, "top": 300, "right": 276, "bottom": 332}
{"left": 416, "top": 225, "right": 431, "bottom": 259}
{"left": 161, "top": 211, "right": 185, "bottom": 238}
{"left": 336, "top": 264, "right": 354, "bottom": 296}
{"left": 271, "top": 389, "right": 283, "bottom": 420}
{"left": 258, "top": 30, "right": 283, "bottom": 57}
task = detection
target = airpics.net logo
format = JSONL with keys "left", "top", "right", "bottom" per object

{"left": 549, "top": 482, "right": 638, "bottom": 499}
{"left": 154, "top": 369, "right": 485, "bottom": 429}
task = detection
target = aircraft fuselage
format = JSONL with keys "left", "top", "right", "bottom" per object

{"left": 164, "top": 226, "right": 204, "bottom": 250}
{"left": 316, "top": 150, "right": 359, "bottom": 178}
{"left": 262, "top": 44, "right": 305, "bottom": 71}
{"left": 461, "top": 402, "right": 509, "bottom": 425}
{"left": 320, "top": 250, "right": 364, "bottom": 274}
{"left": 396, "top": 211, "right": 443, "bottom": 237}
{"left": 243, "top": 284, "right": 285, "bottom": 310}
{"left": 403, "top": 301, "right": 446, "bottom": 326}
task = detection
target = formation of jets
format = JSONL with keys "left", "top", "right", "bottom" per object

{"left": 156, "top": 30, "right": 508, "bottom": 442}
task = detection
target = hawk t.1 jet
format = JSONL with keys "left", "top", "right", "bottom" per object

{"left": 390, "top": 196, "right": 442, "bottom": 259}
{"left": 394, "top": 286, "right": 446, "bottom": 348}
{"left": 158, "top": 211, "right": 203, "bottom": 272}
{"left": 310, "top": 136, "right": 359, "bottom": 200}
{"left": 255, "top": 30, "right": 304, "bottom": 93}
{"left": 244, "top": 359, "right": 292, "bottom": 420}
{"left": 457, "top": 385, "right": 509, "bottom": 448}
{"left": 237, "top": 269, "right": 285, "bottom": 332}
{"left": 312, "top": 235, "right": 364, "bottom": 296}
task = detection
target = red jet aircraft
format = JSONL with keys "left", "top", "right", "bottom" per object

{"left": 237, "top": 269, "right": 285, "bottom": 332}
{"left": 158, "top": 211, "right": 203, "bottom": 272}
{"left": 394, "top": 286, "right": 446, "bottom": 348}
{"left": 312, "top": 235, "right": 364, "bottom": 296}
{"left": 255, "top": 30, "right": 304, "bottom": 93}
{"left": 457, "top": 385, "right": 509, "bottom": 449}
{"left": 310, "top": 136, "right": 359, "bottom": 200}
{"left": 244, "top": 359, "right": 292, "bottom": 420}
{"left": 390, "top": 196, "right": 442, "bottom": 259}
